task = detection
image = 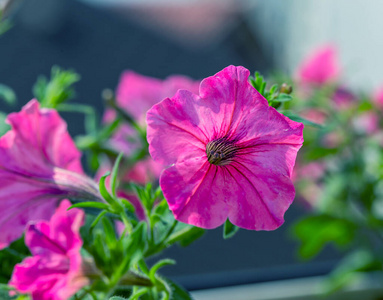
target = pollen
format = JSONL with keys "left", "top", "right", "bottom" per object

{"left": 206, "top": 137, "right": 238, "bottom": 166}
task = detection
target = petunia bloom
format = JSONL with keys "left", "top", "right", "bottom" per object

{"left": 147, "top": 65, "right": 304, "bottom": 230}
{"left": 104, "top": 70, "right": 200, "bottom": 158}
{"left": 9, "top": 200, "right": 89, "bottom": 300}
{"left": 0, "top": 100, "right": 100, "bottom": 249}
{"left": 296, "top": 44, "right": 340, "bottom": 85}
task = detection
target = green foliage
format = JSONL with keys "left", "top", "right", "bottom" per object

{"left": 33, "top": 66, "right": 80, "bottom": 108}
{"left": 223, "top": 219, "right": 239, "bottom": 239}
{"left": 0, "top": 238, "right": 29, "bottom": 284}
{"left": 249, "top": 71, "right": 294, "bottom": 109}
{"left": 0, "top": 84, "right": 16, "bottom": 106}
{"left": 282, "top": 110, "right": 322, "bottom": 129}
{"left": 0, "top": 9, "right": 12, "bottom": 36}
{"left": 0, "top": 112, "right": 10, "bottom": 135}
{"left": 293, "top": 215, "right": 357, "bottom": 259}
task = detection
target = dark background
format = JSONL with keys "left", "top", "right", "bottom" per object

{"left": 0, "top": 0, "right": 340, "bottom": 291}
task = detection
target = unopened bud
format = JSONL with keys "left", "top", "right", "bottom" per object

{"left": 280, "top": 83, "right": 293, "bottom": 95}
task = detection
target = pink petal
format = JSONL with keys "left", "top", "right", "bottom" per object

{"left": 0, "top": 180, "right": 60, "bottom": 249}
{"left": 0, "top": 100, "right": 93, "bottom": 248}
{"left": 226, "top": 144, "right": 300, "bottom": 230}
{"left": 116, "top": 71, "right": 200, "bottom": 124}
{"left": 9, "top": 200, "right": 87, "bottom": 300}
{"left": 1, "top": 99, "right": 84, "bottom": 176}
{"left": 147, "top": 91, "right": 209, "bottom": 165}
{"left": 116, "top": 71, "right": 164, "bottom": 121}
{"left": 297, "top": 45, "right": 340, "bottom": 85}
{"left": 160, "top": 156, "right": 229, "bottom": 229}
{"left": 26, "top": 200, "right": 84, "bottom": 255}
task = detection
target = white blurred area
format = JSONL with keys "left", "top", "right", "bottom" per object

{"left": 248, "top": 0, "right": 383, "bottom": 91}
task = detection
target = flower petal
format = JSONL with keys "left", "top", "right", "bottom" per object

{"left": 147, "top": 91, "right": 208, "bottom": 165}
{"left": 0, "top": 179, "right": 59, "bottom": 249}
{"left": 1, "top": 99, "right": 83, "bottom": 176}
{"left": 224, "top": 143, "right": 301, "bottom": 230}
{"left": 26, "top": 200, "right": 84, "bottom": 255}
{"left": 160, "top": 156, "right": 229, "bottom": 229}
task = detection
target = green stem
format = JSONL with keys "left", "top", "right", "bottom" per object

{"left": 120, "top": 210, "right": 133, "bottom": 235}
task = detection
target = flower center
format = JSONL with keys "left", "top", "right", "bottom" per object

{"left": 206, "top": 138, "right": 238, "bottom": 166}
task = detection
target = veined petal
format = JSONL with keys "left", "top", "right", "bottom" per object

{"left": 1, "top": 99, "right": 83, "bottom": 176}
{"left": 147, "top": 92, "right": 208, "bottom": 165}
{"left": 0, "top": 100, "right": 94, "bottom": 248}
{"left": 198, "top": 65, "right": 269, "bottom": 139}
{"left": 160, "top": 156, "right": 228, "bottom": 229}
{"left": 234, "top": 104, "right": 304, "bottom": 149}
{"left": 225, "top": 143, "right": 301, "bottom": 230}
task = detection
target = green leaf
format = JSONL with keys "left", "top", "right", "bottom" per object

{"left": 303, "top": 147, "right": 338, "bottom": 160}
{"left": 89, "top": 210, "right": 107, "bottom": 233}
{"left": 167, "top": 225, "right": 205, "bottom": 247}
{"left": 33, "top": 66, "right": 80, "bottom": 108}
{"left": 0, "top": 112, "right": 10, "bottom": 136}
{"left": 0, "top": 15, "right": 12, "bottom": 36}
{"left": 274, "top": 93, "right": 292, "bottom": 102}
{"left": 223, "top": 219, "right": 239, "bottom": 239}
{"left": 99, "top": 172, "right": 121, "bottom": 211}
{"left": 109, "top": 296, "right": 129, "bottom": 300}
{"left": 149, "top": 259, "right": 175, "bottom": 282}
{"left": 282, "top": 111, "right": 322, "bottom": 128}
{"left": 125, "top": 222, "right": 147, "bottom": 267}
{"left": 165, "top": 279, "right": 193, "bottom": 300}
{"left": 0, "top": 84, "right": 16, "bottom": 106}
{"left": 111, "top": 152, "right": 124, "bottom": 198}
{"left": 68, "top": 201, "right": 110, "bottom": 211}
{"left": 293, "top": 214, "right": 357, "bottom": 259}
{"left": 102, "top": 217, "right": 117, "bottom": 247}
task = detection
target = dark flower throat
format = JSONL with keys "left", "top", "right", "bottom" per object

{"left": 206, "top": 137, "right": 238, "bottom": 166}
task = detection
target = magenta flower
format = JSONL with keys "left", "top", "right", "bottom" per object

{"left": 9, "top": 200, "right": 88, "bottom": 300}
{"left": 0, "top": 100, "right": 99, "bottom": 249}
{"left": 147, "top": 66, "right": 304, "bottom": 230}
{"left": 104, "top": 71, "right": 200, "bottom": 157}
{"left": 297, "top": 44, "right": 340, "bottom": 85}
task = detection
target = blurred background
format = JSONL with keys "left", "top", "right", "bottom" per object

{"left": 1, "top": 0, "right": 383, "bottom": 299}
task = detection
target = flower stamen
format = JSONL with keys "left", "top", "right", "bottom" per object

{"left": 206, "top": 138, "right": 238, "bottom": 166}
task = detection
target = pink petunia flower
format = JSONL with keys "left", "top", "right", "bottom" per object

{"left": 0, "top": 100, "right": 100, "bottom": 249}
{"left": 296, "top": 44, "right": 340, "bottom": 85}
{"left": 147, "top": 65, "right": 304, "bottom": 230}
{"left": 9, "top": 200, "right": 89, "bottom": 300}
{"left": 104, "top": 71, "right": 200, "bottom": 158}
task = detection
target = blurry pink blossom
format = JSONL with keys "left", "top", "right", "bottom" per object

{"left": 147, "top": 65, "right": 304, "bottom": 230}
{"left": 297, "top": 45, "right": 340, "bottom": 85}
{"left": 373, "top": 86, "right": 383, "bottom": 108}
{"left": 352, "top": 111, "right": 379, "bottom": 135}
{"left": 0, "top": 100, "right": 99, "bottom": 249}
{"left": 9, "top": 200, "right": 89, "bottom": 300}
{"left": 332, "top": 87, "right": 357, "bottom": 110}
